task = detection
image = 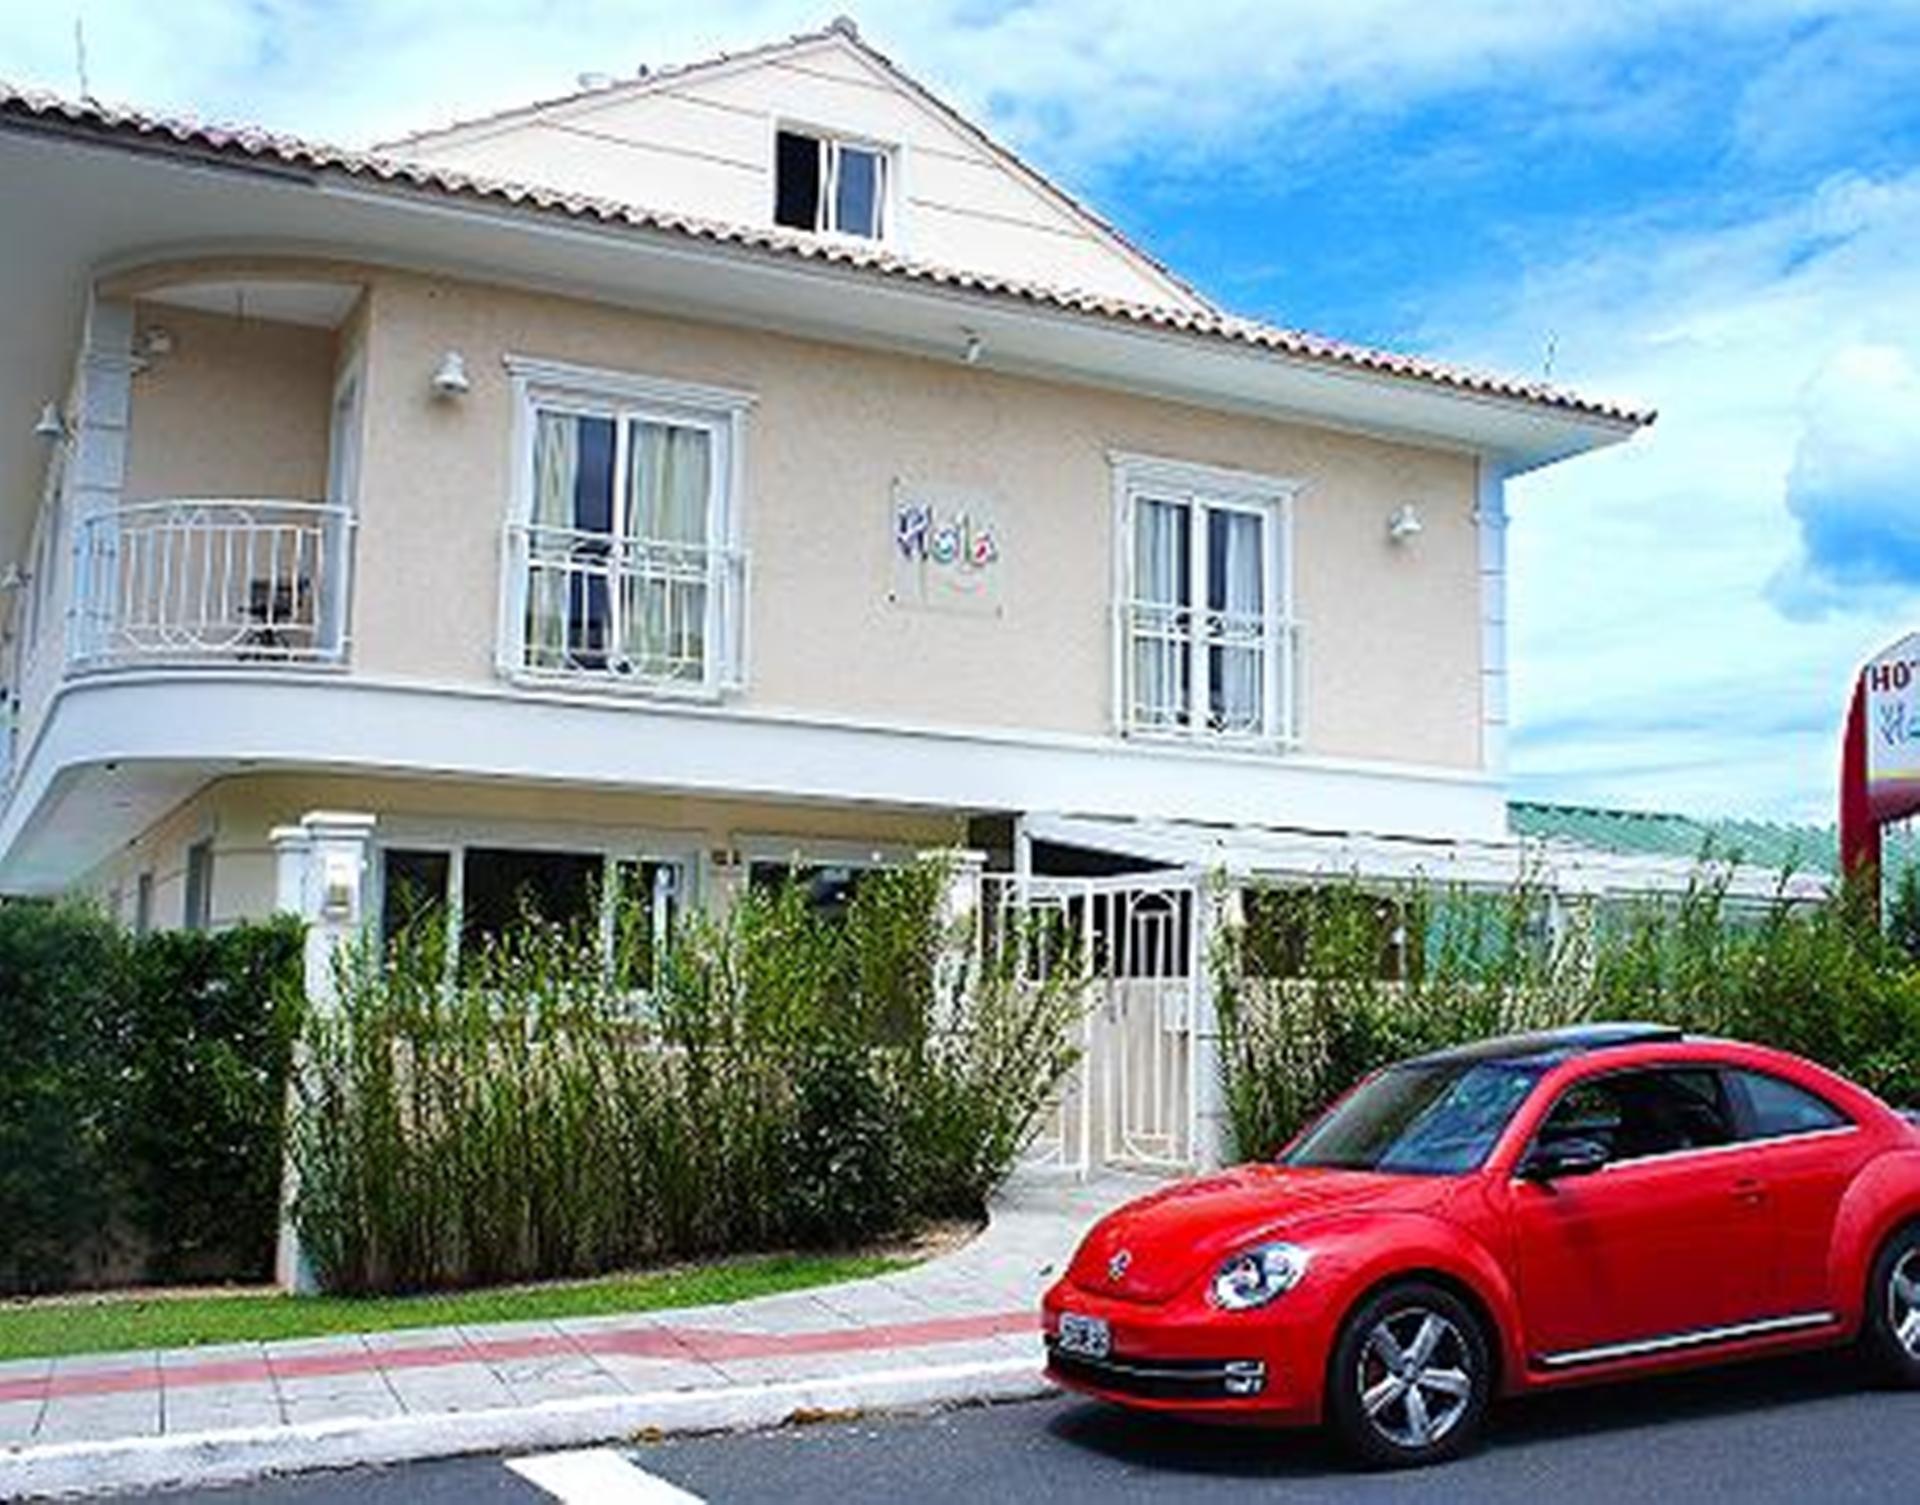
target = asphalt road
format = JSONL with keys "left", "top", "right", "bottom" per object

{"left": 144, "top": 1350, "right": 1920, "bottom": 1504}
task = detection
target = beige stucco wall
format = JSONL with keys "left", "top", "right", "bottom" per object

{"left": 347, "top": 267, "right": 1483, "bottom": 770}
{"left": 84, "top": 772, "right": 965, "bottom": 929}
{"left": 122, "top": 302, "right": 335, "bottom": 505}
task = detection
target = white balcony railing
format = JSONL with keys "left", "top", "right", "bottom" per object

{"left": 504, "top": 522, "right": 747, "bottom": 694}
{"left": 69, "top": 500, "right": 353, "bottom": 671}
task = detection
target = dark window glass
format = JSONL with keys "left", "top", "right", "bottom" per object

{"left": 1284, "top": 1061, "right": 1546, "bottom": 1175}
{"left": 1730, "top": 1069, "right": 1850, "bottom": 1140}
{"left": 774, "top": 130, "right": 822, "bottom": 229}
{"left": 1534, "top": 1068, "right": 1734, "bottom": 1164}
{"left": 749, "top": 860, "right": 866, "bottom": 919}
{"left": 381, "top": 849, "right": 450, "bottom": 944}
{"left": 460, "top": 847, "right": 603, "bottom": 956}
{"left": 183, "top": 841, "right": 214, "bottom": 932}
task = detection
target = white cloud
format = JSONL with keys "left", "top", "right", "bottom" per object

{"left": 1433, "top": 165, "right": 1920, "bottom": 819}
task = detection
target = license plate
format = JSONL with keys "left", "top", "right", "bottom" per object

{"left": 1057, "top": 1313, "right": 1111, "bottom": 1359}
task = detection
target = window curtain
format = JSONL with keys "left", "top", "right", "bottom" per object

{"left": 525, "top": 411, "right": 578, "bottom": 669}
{"left": 1209, "top": 509, "right": 1266, "bottom": 734}
{"left": 1131, "top": 497, "right": 1190, "bottom": 727}
{"left": 622, "top": 421, "right": 712, "bottom": 680}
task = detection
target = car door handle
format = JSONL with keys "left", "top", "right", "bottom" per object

{"left": 1731, "top": 1177, "right": 1768, "bottom": 1206}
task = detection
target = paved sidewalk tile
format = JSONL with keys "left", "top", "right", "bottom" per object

{"left": 35, "top": 1390, "right": 161, "bottom": 1444}
{"left": 592, "top": 1354, "right": 732, "bottom": 1395}
{"left": 382, "top": 1362, "right": 514, "bottom": 1414}
{"left": 0, "top": 1398, "right": 45, "bottom": 1445}
{"left": 161, "top": 1389, "right": 284, "bottom": 1436}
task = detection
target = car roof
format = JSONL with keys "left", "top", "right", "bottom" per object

{"left": 1402, "top": 1022, "right": 1686, "bottom": 1070}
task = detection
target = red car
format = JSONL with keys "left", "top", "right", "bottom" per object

{"left": 1043, "top": 1024, "right": 1920, "bottom": 1468}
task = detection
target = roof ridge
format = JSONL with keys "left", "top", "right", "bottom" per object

{"left": 0, "top": 80, "right": 1657, "bottom": 428}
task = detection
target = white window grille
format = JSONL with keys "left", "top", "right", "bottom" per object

{"left": 1115, "top": 456, "right": 1299, "bottom": 747}
{"left": 502, "top": 359, "right": 751, "bottom": 698}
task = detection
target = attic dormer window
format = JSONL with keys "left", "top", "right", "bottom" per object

{"left": 774, "top": 128, "right": 889, "bottom": 240}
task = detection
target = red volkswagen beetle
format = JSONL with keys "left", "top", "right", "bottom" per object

{"left": 1043, "top": 1024, "right": 1920, "bottom": 1468}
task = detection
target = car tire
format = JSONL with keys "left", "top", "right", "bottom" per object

{"left": 1865, "top": 1223, "right": 1920, "bottom": 1387}
{"left": 1326, "top": 1279, "right": 1493, "bottom": 1470}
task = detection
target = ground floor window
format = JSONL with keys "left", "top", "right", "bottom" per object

{"left": 747, "top": 860, "right": 871, "bottom": 919}
{"left": 376, "top": 842, "right": 687, "bottom": 983}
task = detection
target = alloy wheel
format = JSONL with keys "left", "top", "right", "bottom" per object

{"left": 1356, "top": 1306, "right": 1476, "bottom": 1450}
{"left": 1892, "top": 1248, "right": 1920, "bottom": 1360}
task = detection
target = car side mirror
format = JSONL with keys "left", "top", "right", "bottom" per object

{"left": 1520, "top": 1136, "right": 1609, "bottom": 1182}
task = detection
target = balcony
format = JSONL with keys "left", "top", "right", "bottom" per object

{"left": 502, "top": 521, "right": 747, "bottom": 697}
{"left": 69, "top": 500, "right": 354, "bottom": 672}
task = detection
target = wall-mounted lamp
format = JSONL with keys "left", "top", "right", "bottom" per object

{"left": 32, "top": 402, "right": 65, "bottom": 441}
{"left": 139, "top": 326, "right": 175, "bottom": 358}
{"left": 1387, "top": 503, "right": 1424, "bottom": 544}
{"left": 0, "top": 564, "right": 28, "bottom": 595}
{"left": 430, "top": 350, "right": 471, "bottom": 399}
{"left": 961, "top": 330, "right": 984, "bottom": 366}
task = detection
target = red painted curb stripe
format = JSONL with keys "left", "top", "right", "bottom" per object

{"left": 1, "top": 1309, "right": 1037, "bottom": 1405}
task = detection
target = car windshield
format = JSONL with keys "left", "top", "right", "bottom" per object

{"left": 1283, "top": 1060, "right": 1547, "bottom": 1175}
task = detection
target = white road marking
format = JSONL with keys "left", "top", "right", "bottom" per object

{"left": 506, "top": 1447, "right": 706, "bottom": 1504}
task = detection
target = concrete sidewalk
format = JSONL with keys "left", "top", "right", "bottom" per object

{"left": 0, "top": 1171, "right": 1150, "bottom": 1499}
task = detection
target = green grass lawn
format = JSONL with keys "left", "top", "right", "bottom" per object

{"left": 0, "top": 1251, "right": 909, "bottom": 1363}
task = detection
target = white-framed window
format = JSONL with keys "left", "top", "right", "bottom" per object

{"left": 374, "top": 836, "right": 695, "bottom": 990}
{"left": 773, "top": 126, "right": 892, "bottom": 241}
{"left": 183, "top": 840, "right": 214, "bottom": 932}
{"left": 1113, "top": 454, "right": 1300, "bottom": 747}
{"left": 502, "top": 357, "right": 751, "bottom": 698}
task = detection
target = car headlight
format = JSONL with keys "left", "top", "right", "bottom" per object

{"left": 1210, "top": 1242, "right": 1312, "bottom": 1310}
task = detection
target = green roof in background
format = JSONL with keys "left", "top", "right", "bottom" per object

{"left": 1508, "top": 801, "right": 1920, "bottom": 879}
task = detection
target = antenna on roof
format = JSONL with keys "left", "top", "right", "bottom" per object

{"left": 73, "top": 14, "right": 91, "bottom": 99}
{"left": 829, "top": 14, "right": 861, "bottom": 39}
{"left": 1542, "top": 332, "right": 1559, "bottom": 383}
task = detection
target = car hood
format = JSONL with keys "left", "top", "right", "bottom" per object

{"left": 1065, "top": 1163, "right": 1451, "bottom": 1304}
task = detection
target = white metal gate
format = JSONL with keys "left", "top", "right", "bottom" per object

{"left": 984, "top": 871, "right": 1203, "bottom": 1176}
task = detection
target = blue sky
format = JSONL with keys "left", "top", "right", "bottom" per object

{"left": 7, "top": 2, "right": 1920, "bottom": 820}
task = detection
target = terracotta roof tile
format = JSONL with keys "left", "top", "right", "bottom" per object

{"left": 0, "top": 81, "right": 1656, "bottom": 429}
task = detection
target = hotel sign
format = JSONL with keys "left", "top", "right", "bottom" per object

{"left": 1866, "top": 631, "right": 1920, "bottom": 819}
{"left": 889, "top": 481, "right": 1003, "bottom": 616}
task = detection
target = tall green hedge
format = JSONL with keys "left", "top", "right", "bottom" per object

{"left": 0, "top": 904, "right": 302, "bottom": 1295}
{"left": 1215, "top": 870, "right": 1920, "bottom": 1161}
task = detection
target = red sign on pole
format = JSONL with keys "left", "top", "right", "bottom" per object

{"left": 1841, "top": 632, "right": 1920, "bottom": 895}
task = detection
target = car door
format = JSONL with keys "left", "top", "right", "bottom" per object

{"left": 1508, "top": 1065, "right": 1775, "bottom": 1363}
{"left": 1723, "top": 1067, "right": 1871, "bottom": 1320}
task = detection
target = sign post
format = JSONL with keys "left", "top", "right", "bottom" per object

{"left": 1841, "top": 632, "right": 1920, "bottom": 900}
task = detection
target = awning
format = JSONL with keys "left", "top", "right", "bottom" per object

{"left": 1023, "top": 813, "right": 1827, "bottom": 904}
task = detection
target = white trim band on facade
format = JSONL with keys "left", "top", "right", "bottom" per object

{"left": 0, "top": 671, "right": 1510, "bottom": 891}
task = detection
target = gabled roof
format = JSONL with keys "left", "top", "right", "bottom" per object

{"left": 0, "top": 80, "right": 1656, "bottom": 431}
{"left": 378, "top": 18, "right": 1213, "bottom": 315}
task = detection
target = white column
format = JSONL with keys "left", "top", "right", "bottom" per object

{"left": 920, "top": 846, "right": 987, "bottom": 1027}
{"left": 1188, "top": 878, "right": 1244, "bottom": 1169}
{"left": 1477, "top": 459, "right": 1510, "bottom": 782}
{"left": 272, "top": 810, "right": 376, "bottom": 1293}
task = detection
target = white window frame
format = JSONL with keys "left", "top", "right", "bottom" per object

{"left": 771, "top": 122, "right": 897, "bottom": 243}
{"left": 1110, "top": 452, "right": 1302, "bottom": 750}
{"left": 371, "top": 820, "right": 707, "bottom": 985}
{"left": 500, "top": 355, "right": 754, "bottom": 701}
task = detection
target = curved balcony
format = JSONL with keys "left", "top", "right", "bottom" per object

{"left": 69, "top": 500, "right": 354, "bottom": 672}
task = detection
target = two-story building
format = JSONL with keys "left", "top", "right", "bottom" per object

{"left": 0, "top": 22, "right": 1675, "bottom": 1013}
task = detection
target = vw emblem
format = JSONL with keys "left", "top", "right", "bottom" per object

{"left": 1107, "top": 1249, "right": 1132, "bottom": 1282}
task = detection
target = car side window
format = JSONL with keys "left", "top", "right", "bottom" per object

{"left": 1728, "top": 1069, "right": 1851, "bottom": 1140}
{"left": 1535, "top": 1067, "right": 1734, "bottom": 1164}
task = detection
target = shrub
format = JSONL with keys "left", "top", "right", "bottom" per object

{"left": 1216, "top": 869, "right": 1920, "bottom": 1161}
{"left": 0, "top": 904, "right": 301, "bottom": 1295}
{"left": 291, "top": 860, "right": 1087, "bottom": 1294}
